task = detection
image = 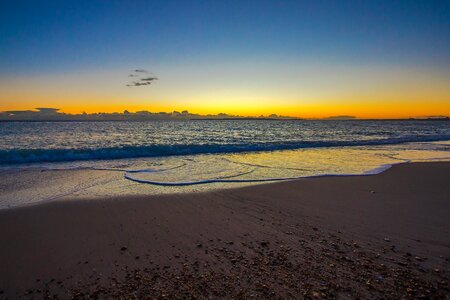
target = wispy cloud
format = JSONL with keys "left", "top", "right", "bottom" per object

{"left": 126, "top": 80, "right": 156, "bottom": 87}
{"left": 141, "top": 76, "right": 158, "bottom": 82}
{"left": 126, "top": 69, "right": 158, "bottom": 87}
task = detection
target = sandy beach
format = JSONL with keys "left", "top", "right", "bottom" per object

{"left": 0, "top": 162, "right": 449, "bottom": 298}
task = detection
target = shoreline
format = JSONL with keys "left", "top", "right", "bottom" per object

{"left": 0, "top": 157, "right": 446, "bottom": 210}
{"left": 0, "top": 159, "right": 411, "bottom": 211}
{"left": 0, "top": 162, "right": 449, "bottom": 298}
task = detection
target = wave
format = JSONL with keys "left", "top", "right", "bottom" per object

{"left": 123, "top": 161, "right": 411, "bottom": 186}
{"left": 1, "top": 135, "right": 449, "bottom": 165}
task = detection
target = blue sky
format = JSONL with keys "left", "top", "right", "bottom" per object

{"left": 1, "top": 0, "right": 449, "bottom": 74}
{"left": 0, "top": 0, "right": 449, "bottom": 118}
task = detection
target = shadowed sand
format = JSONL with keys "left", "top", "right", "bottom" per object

{"left": 0, "top": 162, "right": 449, "bottom": 298}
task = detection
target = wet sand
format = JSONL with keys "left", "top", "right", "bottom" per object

{"left": 0, "top": 162, "right": 449, "bottom": 298}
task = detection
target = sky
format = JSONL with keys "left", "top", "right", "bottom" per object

{"left": 0, "top": 0, "right": 449, "bottom": 119}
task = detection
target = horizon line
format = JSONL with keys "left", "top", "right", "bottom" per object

{"left": 0, "top": 107, "right": 449, "bottom": 121}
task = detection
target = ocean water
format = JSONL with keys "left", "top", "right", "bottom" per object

{"left": 1, "top": 120, "right": 450, "bottom": 187}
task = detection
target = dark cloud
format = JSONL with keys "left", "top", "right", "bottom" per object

{"left": 126, "top": 81, "right": 152, "bottom": 87}
{"left": 126, "top": 78, "right": 158, "bottom": 87}
{"left": 126, "top": 69, "right": 158, "bottom": 87}
{"left": 0, "top": 107, "right": 302, "bottom": 121}
{"left": 141, "top": 76, "right": 158, "bottom": 82}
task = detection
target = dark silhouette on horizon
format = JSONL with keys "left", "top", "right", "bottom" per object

{"left": 1, "top": 108, "right": 448, "bottom": 121}
{"left": 0, "top": 108, "right": 300, "bottom": 121}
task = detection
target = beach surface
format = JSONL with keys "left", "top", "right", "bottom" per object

{"left": 0, "top": 162, "right": 449, "bottom": 298}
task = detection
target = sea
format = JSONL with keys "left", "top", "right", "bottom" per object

{"left": 1, "top": 120, "right": 449, "bottom": 187}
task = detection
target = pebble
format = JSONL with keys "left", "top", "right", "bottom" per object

{"left": 260, "top": 241, "right": 269, "bottom": 247}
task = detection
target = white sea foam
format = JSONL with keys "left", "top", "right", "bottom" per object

{"left": 1, "top": 141, "right": 449, "bottom": 209}
{"left": 118, "top": 143, "right": 450, "bottom": 186}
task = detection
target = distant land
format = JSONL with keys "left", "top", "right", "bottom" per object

{"left": 0, "top": 108, "right": 448, "bottom": 121}
{"left": 325, "top": 115, "right": 357, "bottom": 120}
{"left": 0, "top": 108, "right": 300, "bottom": 121}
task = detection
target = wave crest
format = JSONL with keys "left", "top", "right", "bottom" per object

{"left": 1, "top": 135, "right": 449, "bottom": 165}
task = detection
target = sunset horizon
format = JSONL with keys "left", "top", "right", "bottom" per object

{"left": 1, "top": 1, "right": 449, "bottom": 119}
{"left": 1, "top": 105, "right": 450, "bottom": 120}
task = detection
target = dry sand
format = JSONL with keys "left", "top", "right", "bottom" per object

{"left": 0, "top": 162, "right": 449, "bottom": 299}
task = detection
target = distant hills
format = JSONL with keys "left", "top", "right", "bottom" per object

{"left": 0, "top": 108, "right": 299, "bottom": 121}
{"left": 0, "top": 108, "right": 448, "bottom": 121}
{"left": 325, "top": 116, "right": 356, "bottom": 120}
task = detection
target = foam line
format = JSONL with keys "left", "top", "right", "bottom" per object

{"left": 124, "top": 167, "right": 257, "bottom": 186}
{"left": 2, "top": 135, "right": 450, "bottom": 165}
{"left": 125, "top": 155, "right": 450, "bottom": 187}
{"left": 123, "top": 160, "right": 414, "bottom": 186}
{"left": 92, "top": 162, "right": 187, "bottom": 173}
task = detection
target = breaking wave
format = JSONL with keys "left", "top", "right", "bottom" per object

{"left": 2, "top": 134, "right": 449, "bottom": 165}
